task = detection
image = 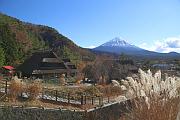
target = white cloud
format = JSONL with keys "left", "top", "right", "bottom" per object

{"left": 139, "top": 42, "right": 147, "bottom": 48}
{"left": 85, "top": 45, "right": 96, "bottom": 49}
{"left": 165, "top": 37, "right": 180, "bottom": 48}
{"left": 139, "top": 36, "right": 180, "bottom": 53}
{"left": 139, "top": 42, "right": 154, "bottom": 52}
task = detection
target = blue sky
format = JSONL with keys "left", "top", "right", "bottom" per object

{"left": 0, "top": 0, "right": 180, "bottom": 53}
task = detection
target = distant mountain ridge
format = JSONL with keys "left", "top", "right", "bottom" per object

{"left": 93, "top": 37, "right": 180, "bottom": 59}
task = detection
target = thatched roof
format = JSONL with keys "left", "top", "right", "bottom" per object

{"left": 17, "top": 51, "right": 77, "bottom": 76}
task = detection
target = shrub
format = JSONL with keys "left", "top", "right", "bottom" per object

{"left": 97, "top": 85, "right": 122, "bottom": 97}
{"left": 8, "top": 80, "right": 24, "bottom": 101}
{"left": 26, "top": 80, "right": 42, "bottom": 101}
{"left": 59, "top": 74, "right": 66, "bottom": 85}
{"left": 84, "top": 86, "right": 102, "bottom": 96}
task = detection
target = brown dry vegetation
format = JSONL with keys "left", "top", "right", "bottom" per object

{"left": 97, "top": 85, "right": 122, "bottom": 97}
{"left": 120, "top": 96, "right": 180, "bottom": 120}
{"left": 26, "top": 81, "right": 42, "bottom": 101}
{"left": 8, "top": 80, "right": 24, "bottom": 101}
{"left": 8, "top": 80, "right": 42, "bottom": 101}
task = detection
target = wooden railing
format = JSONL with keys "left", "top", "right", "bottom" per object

{"left": 41, "top": 88, "right": 116, "bottom": 106}
{"left": 0, "top": 80, "right": 117, "bottom": 106}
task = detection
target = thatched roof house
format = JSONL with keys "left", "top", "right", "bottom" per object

{"left": 17, "top": 51, "right": 77, "bottom": 78}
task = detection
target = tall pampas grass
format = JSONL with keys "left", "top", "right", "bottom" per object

{"left": 120, "top": 69, "right": 180, "bottom": 120}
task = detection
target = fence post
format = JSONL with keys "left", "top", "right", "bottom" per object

{"left": 99, "top": 96, "right": 103, "bottom": 106}
{"left": 55, "top": 90, "right": 58, "bottom": 101}
{"left": 5, "top": 81, "right": 7, "bottom": 94}
{"left": 42, "top": 89, "right": 44, "bottom": 99}
{"left": 68, "top": 93, "right": 70, "bottom": 104}
{"left": 84, "top": 95, "right": 86, "bottom": 104}
{"left": 108, "top": 96, "right": 110, "bottom": 103}
{"left": 91, "top": 97, "right": 94, "bottom": 105}
{"left": 81, "top": 95, "right": 83, "bottom": 105}
{"left": 20, "top": 81, "right": 23, "bottom": 97}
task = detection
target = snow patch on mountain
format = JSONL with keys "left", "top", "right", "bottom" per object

{"left": 101, "top": 37, "right": 134, "bottom": 47}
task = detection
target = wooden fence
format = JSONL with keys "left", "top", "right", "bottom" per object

{"left": 0, "top": 80, "right": 117, "bottom": 106}
{"left": 42, "top": 88, "right": 116, "bottom": 106}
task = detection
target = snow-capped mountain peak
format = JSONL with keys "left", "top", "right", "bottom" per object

{"left": 93, "top": 37, "right": 180, "bottom": 58}
{"left": 101, "top": 37, "right": 132, "bottom": 47}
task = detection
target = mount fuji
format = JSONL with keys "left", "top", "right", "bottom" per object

{"left": 100, "top": 37, "right": 135, "bottom": 47}
{"left": 93, "top": 37, "right": 180, "bottom": 58}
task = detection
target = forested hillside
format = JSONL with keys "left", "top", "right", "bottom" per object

{"left": 0, "top": 13, "right": 95, "bottom": 66}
